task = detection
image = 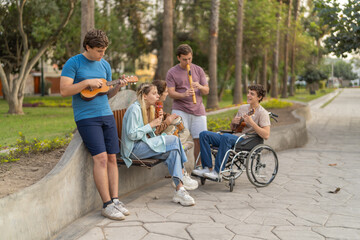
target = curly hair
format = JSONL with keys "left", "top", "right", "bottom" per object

{"left": 248, "top": 84, "right": 266, "bottom": 102}
{"left": 176, "top": 44, "right": 193, "bottom": 57}
{"left": 83, "top": 29, "right": 109, "bottom": 50}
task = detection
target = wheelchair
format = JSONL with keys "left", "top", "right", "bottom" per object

{"left": 194, "top": 112, "right": 279, "bottom": 192}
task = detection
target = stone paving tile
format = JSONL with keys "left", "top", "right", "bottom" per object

{"left": 167, "top": 212, "right": 214, "bottom": 223}
{"left": 143, "top": 222, "right": 191, "bottom": 239}
{"left": 325, "top": 214, "right": 360, "bottom": 228}
{"left": 227, "top": 224, "right": 278, "bottom": 240}
{"left": 287, "top": 205, "right": 330, "bottom": 225}
{"left": 273, "top": 226, "right": 324, "bottom": 240}
{"left": 103, "top": 226, "right": 147, "bottom": 240}
{"left": 187, "top": 223, "right": 234, "bottom": 240}
{"left": 142, "top": 233, "right": 184, "bottom": 240}
{"left": 312, "top": 226, "right": 360, "bottom": 240}
{"left": 76, "top": 227, "right": 104, "bottom": 240}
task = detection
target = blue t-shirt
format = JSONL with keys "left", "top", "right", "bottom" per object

{"left": 61, "top": 54, "right": 113, "bottom": 122}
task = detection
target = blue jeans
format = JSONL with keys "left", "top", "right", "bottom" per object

{"left": 130, "top": 135, "right": 187, "bottom": 186}
{"left": 199, "top": 131, "right": 242, "bottom": 173}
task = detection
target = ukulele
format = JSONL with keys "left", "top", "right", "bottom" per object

{"left": 80, "top": 75, "right": 138, "bottom": 101}
{"left": 234, "top": 108, "right": 255, "bottom": 133}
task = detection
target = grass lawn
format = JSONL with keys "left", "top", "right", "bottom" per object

{"left": 284, "top": 88, "right": 335, "bottom": 102}
{"left": 0, "top": 96, "right": 76, "bottom": 147}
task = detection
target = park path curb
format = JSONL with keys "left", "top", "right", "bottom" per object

{"left": 0, "top": 90, "right": 314, "bottom": 240}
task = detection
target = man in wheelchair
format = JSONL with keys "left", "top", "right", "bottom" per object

{"left": 192, "top": 84, "right": 271, "bottom": 181}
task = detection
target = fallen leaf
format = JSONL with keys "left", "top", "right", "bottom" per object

{"left": 328, "top": 187, "right": 341, "bottom": 194}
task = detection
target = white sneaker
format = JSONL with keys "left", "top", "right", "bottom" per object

{"left": 192, "top": 167, "right": 211, "bottom": 177}
{"left": 182, "top": 172, "right": 199, "bottom": 190}
{"left": 101, "top": 203, "right": 125, "bottom": 220}
{"left": 113, "top": 199, "right": 130, "bottom": 216}
{"left": 203, "top": 170, "right": 219, "bottom": 180}
{"left": 170, "top": 173, "right": 198, "bottom": 190}
{"left": 172, "top": 187, "right": 195, "bottom": 206}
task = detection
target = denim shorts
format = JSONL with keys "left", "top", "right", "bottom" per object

{"left": 76, "top": 115, "right": 120, "bottom": 156}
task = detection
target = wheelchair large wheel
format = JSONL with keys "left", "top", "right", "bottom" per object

{"left": 246, "top": 144, "right": 278, "bottom": 187}
{"left": 221, "top": 151, "right": 246, "bottom": 182}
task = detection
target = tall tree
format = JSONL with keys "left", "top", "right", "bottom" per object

{"left": 233, "top": 0, "right": 244, "bottom": 105}
{"left": 0, "top": 0, "right": 77, "bottom": 114}
{"left": 207, "top": 0, "right": 220, "bottom": 109}
{"left": 81, "top": 0, "right": 94, "bottom": 51}
{"left": 161, "top": 0, "right": 174, "bottom": 80}
{"left": 289, "top": 0, "right": 299, "bottom": 96}
{"left": 314, "top": 0, "right": 359, "bottom": 58}
{"left": 162, "top": 0, "right": 174, "bottom": 113}
{"left": 281, "top": 0, "right": 292, "bottom": 98}
{"left": 271, "top": 0, "right": 282, "bottom": 98}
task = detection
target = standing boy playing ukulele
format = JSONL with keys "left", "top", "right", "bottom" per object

{"left": 60, "top": 29, "right": 129, "bottom": 220}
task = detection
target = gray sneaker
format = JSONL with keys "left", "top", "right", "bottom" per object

{"left": 113, "top": 199, "right": 130, "bottom": 216}
{"left": 101, "top": 203, "right": 125, "bottom": 220}
{"left": 172, "top": 187, "right": 195, "bottom": 206}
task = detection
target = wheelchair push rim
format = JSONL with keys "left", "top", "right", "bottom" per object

{"left": 245, "top": 144, "right": 278, "bottom": 187}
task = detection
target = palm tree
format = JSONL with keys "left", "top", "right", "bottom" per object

{"left": 289, "top": 0, "right": 300, "bottom": 96}
{"left": 81, "top": 0, "right": 95, "bottom": 51}
{"left": 162, "top": 0, "right": 174, "bottom": 113}
{"left": 271, "top": 0, "right": 282, "bottom": 98}
{"left": 281, "top": 0, "right": 292, "bottom": 98}
{"left": 207, "top": 0, "right": 220, "bottom": 109}
{"left": 233, "top": 0, "right": 244, "bottom": 105}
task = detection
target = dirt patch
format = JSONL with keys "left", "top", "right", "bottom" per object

{"left": 0, "top": 147, "right": 66, "bottom": 198}
{"left": 0, "top": 103, "right": 303, "bottom": 199}
{"left": 267, "top": 102, "right": 302, "bottom": 127}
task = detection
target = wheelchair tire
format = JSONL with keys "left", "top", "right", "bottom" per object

{"left": 245, "top": 144, "right": 278, "bottom": 187}
{"left": 229, "top": 177, "right": 234, "bottom": 192}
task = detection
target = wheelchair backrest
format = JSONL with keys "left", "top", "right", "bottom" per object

{"left": 235, "top": 135, "right": 264, "bottom": 151}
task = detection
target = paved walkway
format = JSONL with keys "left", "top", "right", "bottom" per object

{"left": 54, "top": 89, "right": 360, "bottom": 240}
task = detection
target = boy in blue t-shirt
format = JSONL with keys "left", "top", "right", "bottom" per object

{"left": 60, "top": 29, "right": 128, "bottom": 221}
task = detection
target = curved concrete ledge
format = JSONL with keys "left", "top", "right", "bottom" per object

{"left": 265, "top": 102, "right": 309, "bottom": 151}
{"left": 0, "top": 90, "right": 310, "bottom": 240}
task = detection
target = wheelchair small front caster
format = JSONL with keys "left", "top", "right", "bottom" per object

{"left": 200, "top": 177, "right": 206, "bottom": 185}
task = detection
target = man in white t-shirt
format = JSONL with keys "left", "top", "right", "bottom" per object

{"left": 192, "top": 84, "right": 271, "bottom": 180}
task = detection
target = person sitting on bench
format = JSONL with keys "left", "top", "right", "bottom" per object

{"left": 120, "top": 83, "right": 198, "bottom": 206}
{"left": 192, "top": 84, "right": 271, "bottom": 180}
{"left": 152, "top": 79, "right": 194, "bottom": 151}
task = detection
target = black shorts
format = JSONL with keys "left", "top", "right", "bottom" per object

{"left": 76, "top": 115, "right": 120, "bottom": 156}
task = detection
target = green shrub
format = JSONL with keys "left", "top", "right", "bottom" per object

{"left": 0, "top": 132, "right": 73, "bottom": 163}
{"left": 261, "top": 98, "right": 293, "bottom": 109}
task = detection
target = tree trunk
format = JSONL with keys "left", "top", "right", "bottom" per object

{"left": 243, "top": 54, "right": 249, "bottom": 95}
{"left": 207, "top": 0, "right": 220, "bottom": 109}
{"left": 281, "top": 0, "right": 292, "bottom": 98}
{"left": 81, "top": 0, "right": 95, "bottom": 51}
{"left": 271, "top": 0, "right": 282, "bottom": 98}
{"left": 162, "top": 0, "right": 173, "bottom": 79}
{"left": 289, "top": 0, "right": 299, "bottom": 96}
{"left": 233, "top": 0, "right": 244, "bottom": 105}
{"left": 0, "top": 0, "right": 76, "bottom": 114}
{"left": 161, "top": 0, "right": 174, "bottom": 113}
{"left": 260, "top": 49, "right": 268, "bottom": 91}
